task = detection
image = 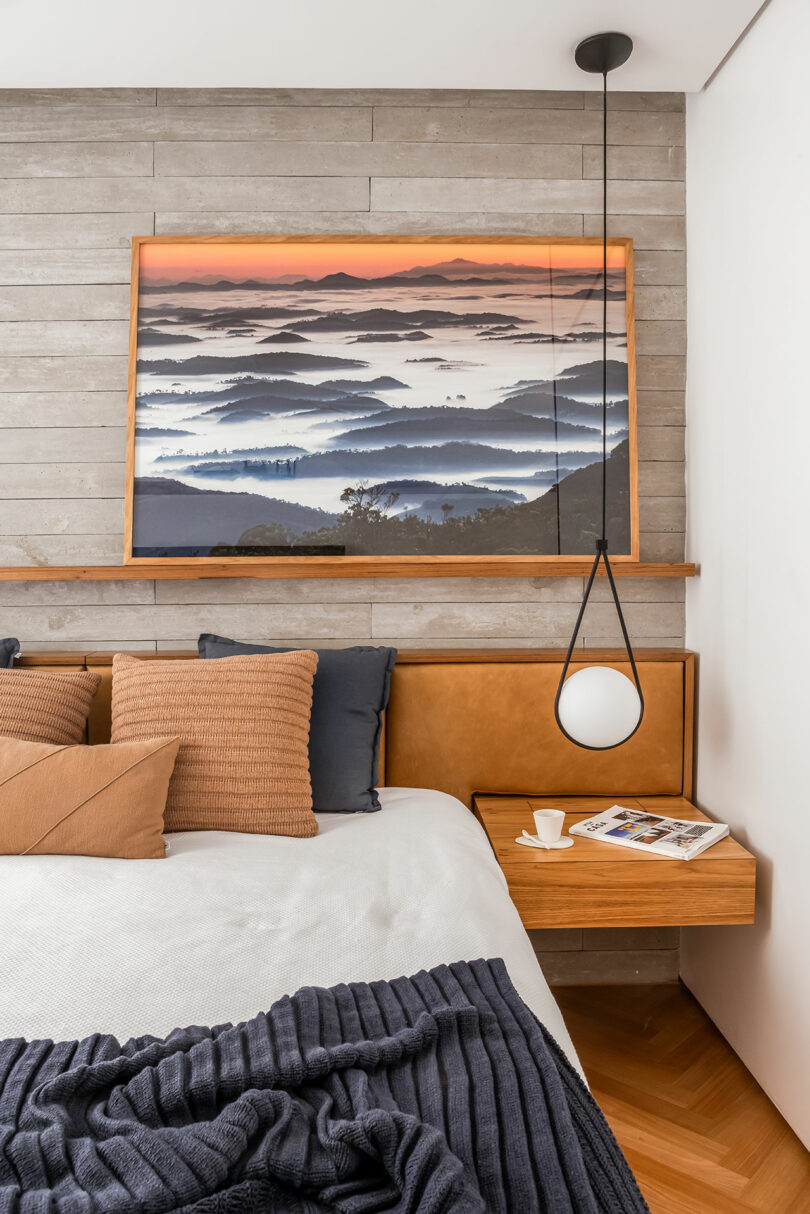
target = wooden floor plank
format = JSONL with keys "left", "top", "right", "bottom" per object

{"left": 556, "top": 982, "right": 810, "bottom": 1213}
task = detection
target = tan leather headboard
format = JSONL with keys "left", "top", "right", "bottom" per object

{"left": 385, "top": 650, "right": 694, "bottom": 804}
{"left": 21, "top": 648, "right": 693, "bottom": 805}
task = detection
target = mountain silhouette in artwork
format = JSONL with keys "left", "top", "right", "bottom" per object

{"left": 329, "top": 406, "right": 599, "bottom": 448}
{"left": 136, "top": 426, "right": 195, "bottom": 437}
{"left": 174, "top": 443, "right": 601, "bottom": 482}
{"left": 140, "top": 271, "right": 515, "bottom": 293}
{"left": 131, "top": 477, "right": 338, "bottom": 557}
{"left": 137, "top": 351, "right": 367, "bottom": 376}
{"left": 139, "top": 259, "right": 628, "bottom": 296}
{"left": 153, "top": 444, "right": 308, "bottom": 465}
{"left": 200, "top": 391, "right": 389, "bottom": 422}
{"left": 350, "top": 331, "right": 431, "bottom": 343}
{"left": 138, "top": 376, "right": 405, "bottom": 410}
{"left": 482, "top": 329, "right": 624, "bottom": 344}
{"left": 505, "top": 358, "right": 629, "bottom": 401}
{"left": 494, "top": 389, "right": 627, "bottom": 429}
{"left": 289, "top": 308, "right": 524, "bottom": 334}
{"left": 137, "top": 327, "right": 202, "bottom": 346}
{"left": 221, "top": 441, "right": 631, "bottom": 557}
{"left": 258, "top": 331, "right": 309, "bottom": 343}
{"left": 138, "top": 305, "right": 321, "bottom": 327}
{"left": 560, "top": 286, "right": 626, "bottom": 301}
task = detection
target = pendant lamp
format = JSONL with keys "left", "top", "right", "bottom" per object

{"left": 554, "top": 31, "right": 644, "bottom": 751}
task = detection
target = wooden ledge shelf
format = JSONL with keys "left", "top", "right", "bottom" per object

{"left": 0, "top": 561, "right": 696, "bottom": 582}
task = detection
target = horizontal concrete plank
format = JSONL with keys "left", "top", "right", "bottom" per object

{"left": 635, "top": 320, "right": 686, "bottom": 356}
{"left": 155, "top": 576, "right": 587, "bottom": 606}
{"left": 0, "top": 534, "right": 124, "bottom": 565}
{"left": 156, "top": 210, "right": 586, "bottom": 237}
{"left": 638, "top": 532, "right": 686, "bottom": 561}
{"left": 0, "top": 320, "right": 129, "bottom": 356}
{"left": 589, "top": 578, "right": 685, "bottom": 603}
{"left": 0, "top": 89, "right": 156, "bottom": 107}
{"left": 540, "top": 949, "right": 679, "bottom": 984}
{"left": 633, "top": 251, "right": 685, "bottom": 286}
{"left": 0, "top": 462, "right": 124, "bottom": 497}
{"left": 0, "top": 391, "right": 127, "bottom": 427}
{"left": 0, "top": 285, "right": 130, "bottom": 320}
{"left": 0, "top": 176, "right": 370, "bottom": 214}
{"left": 158, "top": 89, "right": 588, "bottom": 109}
{"left": 0, "top": 497, "right": 124, "bottom": 534}
{"left": 0, "top": 106, "right": 372, "bottom": 143}
{"left": 371, "top": 177, "right": 684, "bottom": 215}
{"left": 583, "top": 144, "right": 685, "bottom": 181}
{"left": 585, "top": 213, "right": 685, "bottom": 250}
{"left": 0, "top": 578, "right": 153, "bottom": 604}
{"left": 584, "top": 92, "right": 685, "bottom": 113}
{"left": 636, "top": 356, "right": 686, "bottom": 391}
{"left": 638, "top": 461, "right": 685, "bottom": 496}
{"left": 638, "top": 426, "right": 686, "bottom": 462}
{"left": 636, "top": 391, "right": 685, "bottom": 426}
{"left": 0, "top": 602, "right": 371, "bottom": 641}
{"left": 0, "top": 142, "right": 153, "bottom": 178}
{"left": 638, "top": 497, "right": 686, "bottom": 532}
{"left": 155, "top": 140, "right": 583, "bottom": 180}
{"left": 0, "top": 214, "right": 152, "bottom": 250}
{"left": 0, "top": 426, "right": 124, "bottom": 461}
{"left": 0, "top": 356, "right": 127, "bottom": 392}
{"left": 370, "top": 599, "right": 683, "bottom": 639}
{"left": 372, "top": 108, "right": 684, "bottom": 146}
{"left": 634, "top": 285, "right": 686, "bottom": 321}
{"left": 0, "top": 251, "right": 133, "bottom": 286}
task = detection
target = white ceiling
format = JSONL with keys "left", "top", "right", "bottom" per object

{"left": 0, "top": 0, "right": 764, "bottom": 92}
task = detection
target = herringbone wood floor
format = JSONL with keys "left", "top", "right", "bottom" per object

{"left": 556, "top": 983, "right": 810, "bottom": 1214}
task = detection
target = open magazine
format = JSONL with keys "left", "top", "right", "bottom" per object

{"left": 569, "top": 804, "right": 729, "bottom": 860}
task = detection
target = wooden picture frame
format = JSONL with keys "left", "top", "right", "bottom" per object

{"left": 125, "top": 235, "right": 639, "bottom": 575}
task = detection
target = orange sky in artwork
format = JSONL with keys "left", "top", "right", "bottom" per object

{"left": 138, "top": 240, "right": 626, "bottom": 282}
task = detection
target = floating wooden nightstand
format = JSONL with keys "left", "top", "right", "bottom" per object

{"left": 473, "top": 795, "right": 756, "bottom": 930}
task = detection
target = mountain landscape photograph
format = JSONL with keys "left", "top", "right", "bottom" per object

{"left": 129, "top": 238, "right": 636, "bottom": 559}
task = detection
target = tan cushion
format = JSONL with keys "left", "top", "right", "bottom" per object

{"left": 110, "top": 651, "right": 319, "bottom": 837}
{"left": 0, "top": 668, "right": 101, "bottom": 745}
{"left": 0, "top": 735, "right": 180, "bottom": 858}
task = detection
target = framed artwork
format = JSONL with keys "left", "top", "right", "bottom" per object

{"left": 125, "top": 236, "right": 638, "bottom": 573}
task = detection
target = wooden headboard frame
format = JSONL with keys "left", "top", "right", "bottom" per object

{"left": 18, "top": 649, "right": 694, "bottom": 806}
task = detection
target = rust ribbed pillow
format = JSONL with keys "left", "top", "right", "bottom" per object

{"left": 0, "top": 735, "right": 180, "bottom": 858}
{"left": 0, "top": 669, "right": 100, "bottom": 745}
{"left": 110, "top": 651, "right": 319, "bottom": 837}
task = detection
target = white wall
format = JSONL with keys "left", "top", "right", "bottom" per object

{"left": 683, "top": 0, "right": 810, "bottom": 1148}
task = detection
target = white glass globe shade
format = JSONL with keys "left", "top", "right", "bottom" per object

{"left": 557, "top": 665, "right": 641, "bottom": 749}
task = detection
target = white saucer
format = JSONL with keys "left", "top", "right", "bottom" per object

{"left": 515, "top": 835, "right": 574, "bottom": 851}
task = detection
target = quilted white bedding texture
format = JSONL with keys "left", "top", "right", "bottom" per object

{"left": 0, "top": 787, "right": 578, "bottom": 1067}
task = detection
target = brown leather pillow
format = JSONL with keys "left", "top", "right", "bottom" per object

{"left": 110, "top": 651, "right": 319, "bottom": 837}
{"left": 0, "top": 735, "right": 180, "bottom": 858}
{"left": 0, "top": 668, "right": 100, "bottom": 744}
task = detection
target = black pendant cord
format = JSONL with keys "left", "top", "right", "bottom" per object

{"left": 601, "top": 69, "right": 608, "bottom": 544}
{"left": 554, "top": 48, "right": 644, "bottom": 750}
{"left": 548, "top": 253, "right": 561, "bottom": 554}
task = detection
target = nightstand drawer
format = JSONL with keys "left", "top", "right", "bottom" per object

{"left": 474, "top": 795, "right": 756, "bottom": 930}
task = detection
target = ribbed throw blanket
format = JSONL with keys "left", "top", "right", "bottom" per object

{"left": 0, "top": 959, "right": 648, "bottom": 1214}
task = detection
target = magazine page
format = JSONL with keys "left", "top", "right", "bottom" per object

{"left": 569, "top": 805, "right": 728, "bottom": 860}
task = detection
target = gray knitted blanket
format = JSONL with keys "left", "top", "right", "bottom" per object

{"left": 0, "top": 958, "right": 648, "bottom": 1213}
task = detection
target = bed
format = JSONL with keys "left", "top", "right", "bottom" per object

{"left": 0, "top": 648, "right": 691, "bottom": 1212}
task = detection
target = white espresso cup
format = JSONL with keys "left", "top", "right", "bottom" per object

{"left": 533, "top": 808, "right": 565, "bottom": 845}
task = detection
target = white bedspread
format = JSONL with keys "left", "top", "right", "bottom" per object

{"left": 0, "top": 787, "right": 577, "bottom": 1065}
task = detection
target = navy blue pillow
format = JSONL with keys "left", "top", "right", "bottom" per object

{"left": 0, "top": 638, "right": 19, "bottom": 668}
{"left": 197, "top": 635, "right": 396, "bottom": 813}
